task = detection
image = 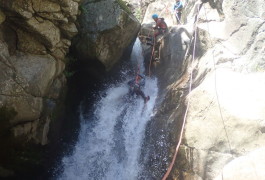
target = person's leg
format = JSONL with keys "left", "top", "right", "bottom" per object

{"left": 154, "top": 29, "right": 160, "bottom": 37}
{"left": 175, "top": 13, "right": 179, "bottom": 23}
{"left": 129, "top": 86, "right": 135, "bottom": 95}
{"left": 177, "top": 12, "right": 182, "bottom": 24}
{"left": 135, "top": 89, "right": 146, "bottom": 100}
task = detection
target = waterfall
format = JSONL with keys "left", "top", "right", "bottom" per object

{"left": 58, "top": 39, "right": 158, "bottom": 180}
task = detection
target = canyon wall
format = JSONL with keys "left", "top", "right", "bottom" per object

{"left": 141, "top": 0, "right": 265, "bottom": 179}
{"left": 0, "top": 0, "right": 139, "bottom": 177}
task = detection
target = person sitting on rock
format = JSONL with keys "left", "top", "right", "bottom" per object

{"left": 128, "top": 74, "right": 150, "bottom": 103}
{"left": 173, "top": 0, "right": 183, "bottom": 24}
{"left": 152, "top": 14, "right": 168, "bottom": 37}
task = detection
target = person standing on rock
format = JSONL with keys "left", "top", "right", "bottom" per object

{"left": 149, "top": 14, "right": 168, "bottom": 62}
{"left": 173, "top": 0, "right": 183, "bottom": 24}
{"left": 152, "top": 14, "right": 168, "bottom": 37}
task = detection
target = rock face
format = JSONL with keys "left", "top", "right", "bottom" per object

{"left": 0, "top": 0, "right": 141, "bottom": 177}
{"left": 180, "top": 0, "right": 265, "bottom": 179}
{"left": 141, "top": 0, "right": 265, "bottom": 179}
{"left": 0, "top": 0, "right": 80, "bottom": 145}
{"left": 73, "top": 0, "right": 140, "bottom": 70}
{"left": 0, "top": 0, "right": 80, "bottom": 176}
{"left": 123, "top": 0, "right": 156, "bottom": 21}
{"left": 214, "top": 147, "right": 265, "bottom": 180}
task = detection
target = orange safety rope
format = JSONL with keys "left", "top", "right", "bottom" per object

{"left": 148, "top": 34, "right": 156, "bottom": 77}
{"left": 147, "top": 2, "right": 170, "bottom": 77}
{"left": 161, "top": 3, "right": 203, "bottom": 180}
{"left": 135, "top": 64, "right": 140, "bottom": 83}
{"left": 160, "top": 3, "right": 171, "bottom": 17}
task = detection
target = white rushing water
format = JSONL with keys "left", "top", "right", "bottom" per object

{"left": 58, "top": 39, "right": 158, "bottom": 180}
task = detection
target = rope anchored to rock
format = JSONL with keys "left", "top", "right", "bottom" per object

{"left": 162, "top": 2, "right": 205, "bottom": 180}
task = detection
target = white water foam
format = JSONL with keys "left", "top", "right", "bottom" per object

{"left": 58, "top": 39, "right": 158, "bottom": 180}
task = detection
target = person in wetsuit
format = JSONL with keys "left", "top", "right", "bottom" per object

{"left": 152, "top": 14, "right": 168, "bottom": 37}
{"left": 128, "top": 74, "right": 150, "bottom": 103}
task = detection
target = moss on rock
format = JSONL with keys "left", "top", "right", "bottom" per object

{"left": 115, "top": 0, "right": 131, "bottom": 14}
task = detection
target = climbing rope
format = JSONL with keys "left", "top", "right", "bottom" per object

{"left": 135, "top": 64, "right": 140, "bottom": 83}
{"left": 203, "top": 4, "right": 234, "bottom": 156}
{"left": 148, "top": 34, "right": 156, "bottom": 77}
{"left": 161, "top": 3, "right": 202, "bottom": 180}
{"left": 175, "top": 13, "right": 182, "bottom": 25}
{"left": 145, "top": 2, "right": 172, "bottom": 77}
{"left": 160, "top": 3, "right": 171, "bottom": 17}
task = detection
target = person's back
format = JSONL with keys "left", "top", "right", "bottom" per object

{"left": 152, "top": 14, "right": 168, "bottom": 37}
{"left": 155, "top": 18, "right": 168, "bottom": 30}
{"left": 174, "top": 0, "right": 183, "bottom": 11}
{"left": 136, "top": 74, "right": 145, "bottom": 87}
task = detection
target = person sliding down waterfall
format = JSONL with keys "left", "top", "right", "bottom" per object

{"left": 128, "top": 74, "right": 150, "bottom": 103}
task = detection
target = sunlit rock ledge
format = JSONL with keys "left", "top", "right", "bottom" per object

{"left": 139, "top": 0, "right": 265, "bottom": 179}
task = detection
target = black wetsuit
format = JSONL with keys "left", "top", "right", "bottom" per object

{"left": 128, "top": 75, "right": 147, "bottom": 101}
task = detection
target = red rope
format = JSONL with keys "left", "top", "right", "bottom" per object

{"left": 148, "top": 34, "right": 156, "bottom": 77}
{"left": 135, "top": 64, "right": 140, "bottom": 83}
{"left": 161, "top": 2, "right": 203, "bottom": 180}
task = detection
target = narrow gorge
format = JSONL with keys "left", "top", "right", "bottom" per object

{"left": 0, "top": 0, "right": 265, "bottom": 180}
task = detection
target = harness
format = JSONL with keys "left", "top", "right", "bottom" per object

{"left": 174, "top": 1, "right": 183, "bottom": 12}
{"left": 156, "top": 18, "right": 168, "bottom": 30}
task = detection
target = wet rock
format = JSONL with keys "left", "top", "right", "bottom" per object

{"left": 48, "top": 76, "right": 66, "bottom": 99}
{"left": 73, "top": 0, "right": 140, "bottom": 70}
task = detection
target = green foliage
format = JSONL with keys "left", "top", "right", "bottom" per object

{"left": 115, "top": 0, "right": 131, "bottom": 14}
{"left": 64, "top": 55, "right": 77, "bottom": 66}
{"left": 79, "top": 4, "right": 87, "bottom": 13}
{"left": 64, "top": 71, "right": 76, "bottom": 78}
{"left": 255, "top": 65, "right": 265, "bottom": 72}
{"left": 135, "top": 8, "right": 143, "bottom": 21}
{"left": 63, "top": 55, "right": 77, "bottom": 78}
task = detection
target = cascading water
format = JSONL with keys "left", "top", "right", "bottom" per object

{"left": 57, "top": 39, "right": 158, "bottom": 180}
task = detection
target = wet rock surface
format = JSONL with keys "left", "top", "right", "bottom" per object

{"left": 72, "top": 0, "right": 140, "bottom": 70}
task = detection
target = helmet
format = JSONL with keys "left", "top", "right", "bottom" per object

{"left": 152, "top": 14, "right": 158, "bottom": 19}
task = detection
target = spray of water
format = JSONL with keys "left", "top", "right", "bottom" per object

{"left": 58, "top": 39, "right": 158, "bottom": 180}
